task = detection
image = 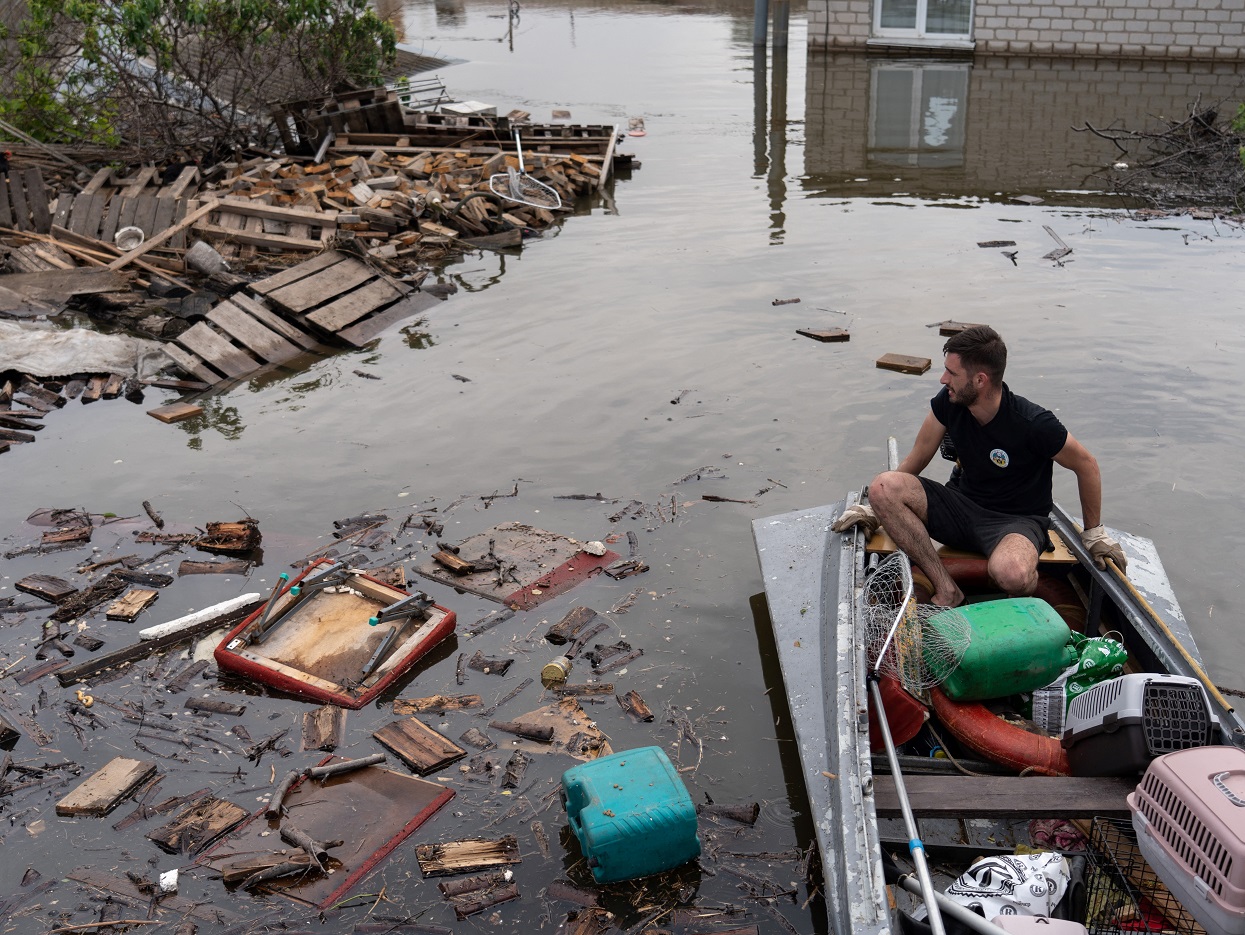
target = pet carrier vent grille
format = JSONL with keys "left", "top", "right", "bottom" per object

{"left": 1139, "top": 771, "right": 1229, "bottom": 895}
{"left": 1142, "top": 682, "right": 1212, "bottom": 755}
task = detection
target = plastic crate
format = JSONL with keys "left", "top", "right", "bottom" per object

{"left": 1061, "top": 675, "right": 1219, "bottom": 776}
{"left": 1084, "top": 817, "right": 1202, "bottom": 935}
{"left": 1128, "top": 746, "right": 1245, "bottom": 935}
{"left": 561, "top": 746, "right": 700, "bottom": 884}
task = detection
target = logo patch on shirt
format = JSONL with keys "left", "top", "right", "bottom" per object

{"left": 990, "top": 448, "right": 1010, "bottom": 468}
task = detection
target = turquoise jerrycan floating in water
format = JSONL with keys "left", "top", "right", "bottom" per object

{"left": 934, "top": 597, "right": 1077, "bottom": 702}
{"left": 561, "top": 746, "right": 700, "bottom": 883}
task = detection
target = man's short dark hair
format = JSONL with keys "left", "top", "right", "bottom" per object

{"left": 943, "top": 325, "right": 1006, "bottom": 384}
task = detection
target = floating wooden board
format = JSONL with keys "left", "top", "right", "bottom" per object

{"left": 416, "top": 835, "right": 520, "bottom": 877}
{"left": 198, "top": 758, "right": 454, "bottom": 909}
{"left": 394, "top": 694, "right": 482, "bottom": 715}
{"left": 175, "top": 321, "right": 261, "bottom": 379}
{"left": 207, "top": 300, "right": 301, "bottom": 363}
{"left": 146, "top": 794, "right": 249, "bottom": 854}
{"left": 374, "top": 717, "right": 467, "bottom": 775}
{"left": 873, "top": 775, "right": 1134, "bottom": 818}
{"left": 935, "top": 320, "right": 986, "bottom": 336}
{"left": 797, "top": 328, "right": 850, "bottom": 343}
{"left": 56, "top": 756, "right": 157, "bottom": 817}
{"left": 547, "top": 606, "right": 599, "bottom": 645}
{"left": 336, "top": 291, "right": 439, "bottom": 347}
{"left": 301, "top": 705, "right": 347, "bottom": 751}
{"left": 104, "top": 587, "right": 159, "bottom": 621}
{"left": 148, "top": 402, "right": 204, "bottom": 424}
{"left": 876, "top": 353, "right": 931, "bottom": 375}
{"left": 15, "top": 574, "right": 77, "bottom": 603}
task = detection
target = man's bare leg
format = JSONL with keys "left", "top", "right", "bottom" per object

{"left": 987, "top": 533, "right": 1039, "bottom": 596}
{"left": 868, "top": 471, "right": 965, "bottom": 607}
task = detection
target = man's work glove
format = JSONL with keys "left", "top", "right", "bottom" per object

{"left": 1082, "top": 525, "right": 1127, "bottom": 572}
{"left": 831, "top": 503, "right": 880, "bottom": 536}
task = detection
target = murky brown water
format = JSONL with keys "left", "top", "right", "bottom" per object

{"left": 1, "top": 1, "right": 1244, "bottom": 931}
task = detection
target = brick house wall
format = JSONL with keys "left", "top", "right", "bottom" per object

{"left": 807, "top": 0, "right": 1245, "bottom": 60}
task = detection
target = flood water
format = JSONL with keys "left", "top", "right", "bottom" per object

{"left": 2, "top": 1, "right": 1245, "bottom": 932}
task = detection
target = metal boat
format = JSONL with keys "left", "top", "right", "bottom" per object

{"left": 752, "top": 450, "right": 1245, "bottom": 935}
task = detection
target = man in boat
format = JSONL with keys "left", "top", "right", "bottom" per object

{"left": 832, "top": 325, "right": 1126, "bottom": 607}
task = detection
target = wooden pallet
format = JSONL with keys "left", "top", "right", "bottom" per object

{"left": 190, "top": 194, "right": 337, "bottom": 259}
{"left": 50, "top": 165, "right": 201, "bottom": 249}
{"left": 250, "top": 249, "right": 436, "bottom": 347}
{"left": 163, "top": 293, "right": 318, "bottom": 384}
{"left": 0, "top": 167, "right": 52, "bottom": 233}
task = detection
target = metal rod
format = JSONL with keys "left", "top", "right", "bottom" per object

{"left": 361, "top": 626, "right": 399, "bottom": 680}
{"left": 870, "top": 676, "right": 947, "bottom": 935}
{"left": 895, "top": 874, "right": 1011, "bottom": 935}
{"left": 249, "top": 573, "right": 289, "bottom": 641}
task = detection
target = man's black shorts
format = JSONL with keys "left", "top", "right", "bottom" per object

{"left": 917, "top": 477, "right": 1050, "bottom": 556}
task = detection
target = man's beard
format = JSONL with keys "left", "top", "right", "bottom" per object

{"left": 951, "top": 382, "right": 978, "bottom": 406}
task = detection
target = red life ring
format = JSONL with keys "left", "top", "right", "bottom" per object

{"left": 923, "top": 557, "right": 1081, "bottom": 775}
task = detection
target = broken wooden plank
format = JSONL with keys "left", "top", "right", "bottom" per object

{"left": 178, "top": 559, "right": 252, "bottom": 575}
{"left": 105, "top": 588, "right": 159, "bottom": 622}
{"left": 230, "top": 291, "right": 319, "bottom": 350}
{"left": 617, "top": 689, "right": 654, "bottom": 722}
{"left": 546, "top": 606, "right": 598, "bottom": 645}
{"left": 15, "top": 574, "right": 78, "bottom": 603}
{"left": 23, "top": 168, "right": 51, "bottom": 233}
{"left": 56, "top": 596, "right": 262, "bottom": 685}
{"left": 207, "top": 300, "right": 301, "bottom": 362}
{"left": 935, "top": 320, "right": 986, "bottom": 336}
{"left": 875, "top": 353, "right": 931, "bottom": 375}
{"left": 301, "top": 705, "right": 347, "bottom": 751}
{"left": 185, "top": 697, "right": 246, "bottom": 717}
{"left": 393, "top": 694, "right": 481, "bottom": 715}
{"left": 373, "top": 718, "right": 467, "bottom": 775}
{"left": 56, "top": 756, "right": 157, "bottom": 817}
{"left": 267, "top": 258, "right": 374, "bottom": 313}
{"left": 192, "top": 222, "right": 325, "bottom": 252}
{"left": 336, "top": 291, "right": 439, "bottom": 347}
{"left": 146, "top": 794, "right": 248, "bottom": 854}
{"left": 796, "top": 328, "right": 850, "bottom": 343}
{"left": 489, "top": 719, "right": 554, "bottom": 742}
{"left": 201, "top": 194, "right": 337, "bottom": 227}
{"left": 175, "top": 322, "right": 261, "bottom": 379}
{"left": 160, "top": 342, "right": 221, "bottom": 385}
{"left": 148, "top": 402, "right": 204, "bottom": 424}
{"left": 415, "top": 835, "right": 520, "bottom": 877}
{"left": 249, "top": 250, "right": 350, "bottom": 295}
{"left": 305, "top": 276, "right": 404, "bottom": 332}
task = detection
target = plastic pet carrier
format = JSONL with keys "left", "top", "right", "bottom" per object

{"left": 1061, "top": 674, "right": 1219, "bottom": 776}
{"left": 1084, "top": 816, "right": 1201, "bottom": 935}
{"left": 1128, "top": 746, "right": 1245, "bottom": 935}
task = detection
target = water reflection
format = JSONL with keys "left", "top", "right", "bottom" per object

{"left": 803, "top": 51, "right": 1245, "bottom": 202}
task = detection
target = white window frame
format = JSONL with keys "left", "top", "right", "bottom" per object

{"left": 866, "top": 62, "right": 970, "bottom": 169}
{"left": 873, "top": 0, "right": 974, "bottom": 40}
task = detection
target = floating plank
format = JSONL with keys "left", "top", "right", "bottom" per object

{"left": 15, "top": 574, "right": 77, "bottom": 603}
{"left": 301, "top": 705, "right": 347, "bottom": 751}
{"left": 230, "top": 292, "right": 319, "bottom": 350}
{"left": 178, "top": 559, "right": 252, "bottom": 575}
{"left": 42, "top": 526, "right": 91, "bottom": 547}
{"left": 148, "top": 402, "right": 204, "bottom": 424}
{"left": 160, "top": 342, "right": 222, "bottom": 384}
{"left": 415, "top": 835, "right": 520, "bottom": 877}
{"left": 875, "top": 353, "right": 931, "bottom": 375}
{"left": 547, "top": 607, "right": 598, "bottom": 645}
{"left": 873, "top": 774, "right": 1134, "bottom": 819}
{"left": 146, "top": 794, "right": 248, "bottom": 854}
{"left": 936, "top": 320, "right": 986, "bottom": 336}
{"left": 373, "top": 718, "right": 467, "bottom": 775}
{"left": 797, "top": 328, "right": 850, "bottom": 343}
{"left": 250, "top": 250, "right": 350, "bottom": 295}
{"left": 305, "top": 277, "right": 404, "bottom": 332}
{"left": 208, "top": 300, "right": 301, "bottom": 362}
{"left": 394, "top": 694, "right": 482, "bottom": 715}
{"left": 267, "top": 258, "right": 374, "bottom": 313}
{"left": 105, "top": 588, "right": 159, "bottom": 621}
{"left": 56, "top": 756, "right": 157, "bottom": 817}
{"left": 175, "top": 321, "right": 260, "bottom": 379}
{"left": 56, "top": 597, "right": 262, "bottom": 685}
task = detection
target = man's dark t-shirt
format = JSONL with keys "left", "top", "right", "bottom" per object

{"left": 930, "top": 383, "right": 1068, "bottom": 517}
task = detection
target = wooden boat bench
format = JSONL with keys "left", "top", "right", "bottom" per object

{"left": 865, "top": 527, "right": 1079, "bottom": 564}
{"left": 873, "top": 774, "right": 1134, "bottom": 819}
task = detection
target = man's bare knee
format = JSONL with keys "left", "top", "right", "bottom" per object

{"left": 989, "top": 559, "right": 1037, "bottom": 596}
{"left": 868, "top": 471, "right": 913, "bottom": 511}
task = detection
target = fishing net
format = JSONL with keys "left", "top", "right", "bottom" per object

{"left": 862, "top": 551, "right": 973, "bottom": 694}
{"left": 488, "top": 166, "right": 562, "bottom": 210}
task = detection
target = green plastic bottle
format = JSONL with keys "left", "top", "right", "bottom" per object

{"left": 933, "top": 597, "right": 1078, "bottom": 702}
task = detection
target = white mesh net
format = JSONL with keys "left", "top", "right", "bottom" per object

{"left": 862, "top": 551, "right": 973, "bottom": 693}
{"left": 488, "top": 166, "right": 562, "bottom": 210}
